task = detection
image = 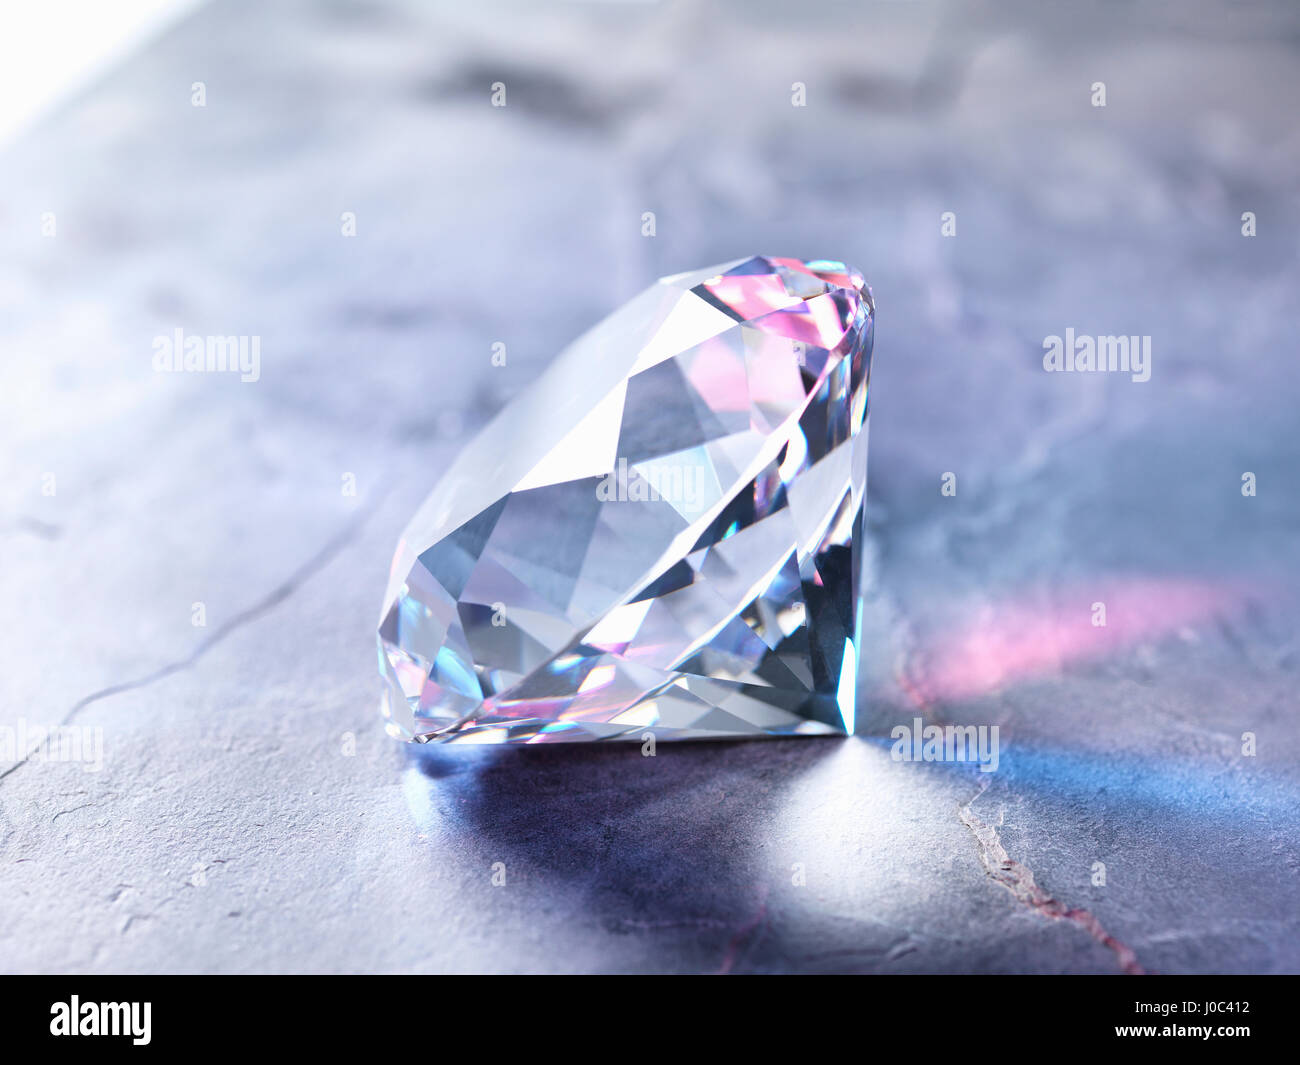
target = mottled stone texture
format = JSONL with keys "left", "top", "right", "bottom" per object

{"left": 1, "top": 0, "right": 1298, "bottom": 973}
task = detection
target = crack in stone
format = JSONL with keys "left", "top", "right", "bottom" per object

{"left": 0, "top": 486, "right": 391, "bottom": 787}
{"left": 609, "top": 916, "right": 730, "bottom": 934}
{"left": 958, "top": 782, "right": 1147, "bottom": 975}
{"left": 715, "top": 883, "right": 769, "bottom": 975}
{"left": 797, "top": 933, "right": 922, "bottom": 967}
{"left": 51, "top": 800, "right": 109, "bottom": 823}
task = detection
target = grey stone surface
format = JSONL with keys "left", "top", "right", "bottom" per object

{"left": 1, "top": 0, "right": 1298, "bottom": 973}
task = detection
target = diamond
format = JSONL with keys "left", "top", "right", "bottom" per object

{"left": 378, "top": 256, "right": 874, "bottom": 744}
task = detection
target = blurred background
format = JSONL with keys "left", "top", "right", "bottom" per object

{"left": 1, "top": 0, "right": 1298, "bottom": 973}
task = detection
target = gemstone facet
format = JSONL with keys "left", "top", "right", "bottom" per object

{"left": 378, "top": 256, "right": 874, "bottom": 744}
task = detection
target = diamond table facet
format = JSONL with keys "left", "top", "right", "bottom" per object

{"left": 378, "top": 256, "right": 875, "bottom": 743}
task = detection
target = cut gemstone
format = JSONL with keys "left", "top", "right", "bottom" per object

{"left": 378, "top": 256, "right": 875, "bottom": 744}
